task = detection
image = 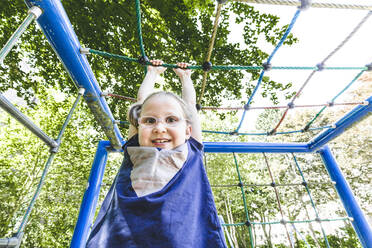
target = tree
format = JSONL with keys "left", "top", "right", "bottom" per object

{"left": 0, "top": 0, "right": 296, "bottom": 122}
{"left": 0, "top": 0, "right": 302, "bottom": 246}
{"left": 248, "top": 76, "right": 372, "bottom": 247}
{"left": 0, "top": 85, "right": 124, "bottom": 247}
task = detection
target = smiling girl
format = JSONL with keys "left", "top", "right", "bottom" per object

{"left": 86, "top": 60, "right": 227, "bottom": 248}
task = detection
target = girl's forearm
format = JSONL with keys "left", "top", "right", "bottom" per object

{"left": 137, "top": 71, "right": 159, "bottom": 102}
{"left": 137, "top": 60, "right": 167, "bottom": 102}
{"left": 181, "top": 76, "right": 196, "bottom": 105}
{"left": 181, "top": 76, "right": 202, "bottom": 142}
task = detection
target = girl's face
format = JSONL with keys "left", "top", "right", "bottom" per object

{"left": 138, "top": 96, "right": 191, "bottom": 150}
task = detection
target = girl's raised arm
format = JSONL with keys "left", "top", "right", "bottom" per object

{"left": 137, "top": 60, "right": 166, "bottom": 102}
{"left": 128, "top": 60, "right": 166, "bottom": 139}
{"left": 173, "top": 63, "right": 202, "bottom": 143}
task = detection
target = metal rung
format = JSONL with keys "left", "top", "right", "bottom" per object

{"left": 0, "top": 237, "right": 19, "bottom": 247}
{"left": 0, "top": 93, "right": 58, "bottom": 148}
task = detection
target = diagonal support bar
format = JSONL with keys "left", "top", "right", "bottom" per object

{"left": 319, "top": 146, "right": 372, "bottom": 248}
{"left": 308, "top": 95, "right": 372, "bottom": 151}
{"left": 0, "top": 6, "right": 42, "bottom": 65}
{"left": 15, "top": 89, "right": 84, "bottom": 238}
{"left": 0, "top": 93, "right": 58, "bottom": 148}
{"left": 24, "top": 0, "right": 123, "bottom": 149}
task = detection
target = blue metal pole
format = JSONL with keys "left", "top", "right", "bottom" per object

{"left": 118, "top": 141, "right": 310, "bottom": 153}
{"left": 319, "top": 146, "right": 372, "bottom": 248}
{"left": 203, "top": 141, "right": 310, "bottom": 153}
{"left": 24, "top": 0, "right": 123, "bottom": 149}
{"left": 70, "top": 141, "right": 111, "bottom": 248}
{"left": 308, "top": 96, "right": 371, "bottom": 151}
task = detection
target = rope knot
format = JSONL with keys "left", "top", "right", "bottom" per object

{"left": 299, "top": 0, "right": 311, "bottom": 10}
{"left": 262, "top": 62, "right": 272, "bottom": 71}
{"left": 267, "top": 129, "right": 277, "bottom": 136}
{"left": 138, "top": 55, "right": 149, "bottom": 65}
{"left": 303, "top": 124, "right": 310, "bottom": 132}
{"left": 202, "top": 61, "right": 212, "bottom": 71}
{"left": 229, "top": 131, "right": 239, "bottom": 136}
{"left": 327, "top": 101, "right": 334, "bottom": 107}
{"left": 316, "top": 63, "right": 324, "bottom": 71}
{"left": 195, "top": 103, "right": 202, "bottom": 111}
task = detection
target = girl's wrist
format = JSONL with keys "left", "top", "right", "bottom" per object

{"left": 145, "top": 71, "right": 160, "bottom": 78}
{"left": 179, "top": 75, "right": 192, "bottom": 82}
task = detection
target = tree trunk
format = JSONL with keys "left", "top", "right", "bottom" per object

{"left": 260, "top": 213, "right": 273, "bottom": 247}
{"left": 224, "top": 195, "right": 239, "bottom": 248}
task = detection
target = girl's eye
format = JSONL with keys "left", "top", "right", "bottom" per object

{"left": 166, "top": 116, "right": 179, "bottom": 124}
{"left": 144, "top": 117, "right": 156, "bottom": 124}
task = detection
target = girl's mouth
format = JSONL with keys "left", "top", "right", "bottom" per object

{"left": 152, "top": 139, "right": 170, "bottom": 144}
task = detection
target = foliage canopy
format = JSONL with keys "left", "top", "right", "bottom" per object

{"left": 1, "top": 0, "right": 369, "bottom": 247}
{"left": 0, "top": 0, "right": 297, "bottom": 124}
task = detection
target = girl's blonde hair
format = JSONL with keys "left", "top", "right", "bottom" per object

{"left": 128, "top": 91, "right": 193, "bottom": 128}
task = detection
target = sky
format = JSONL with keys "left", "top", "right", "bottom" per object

{"left": 242, "top": 0, "right": 372, "bottom": 103}
{"left": 229, "top": 0, "right": 372, "bottom": 131}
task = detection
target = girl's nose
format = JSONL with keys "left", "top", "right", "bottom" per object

{"left": 152, "top": 122, "right": 167, "bottom": 133}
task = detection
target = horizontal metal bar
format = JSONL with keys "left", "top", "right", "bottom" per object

{"left": 0, "top": 93, "right": 57, "bottom": 148}
{"left": 118, "top": 140, "right": 311, "bottom": 153}
{"left": 203, "top": 141, "right": 310, "bottom": 153}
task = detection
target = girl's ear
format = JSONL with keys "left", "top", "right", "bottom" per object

{"left": 185, "top": 124, "right": 192, "bottom": 139}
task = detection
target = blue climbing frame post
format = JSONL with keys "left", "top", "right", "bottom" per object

{"left": 70, "top": 141, "right": 112, "bottom": 248}
{"left": 319, "top": 146, "right": 372, "bottom": 248}
{"left": 24, "top": 0, "right": 123, "bottom": 149}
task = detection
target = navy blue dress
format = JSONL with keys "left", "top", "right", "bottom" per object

{"left": 86, "top": 135, "right": 227, "bottom": 248}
